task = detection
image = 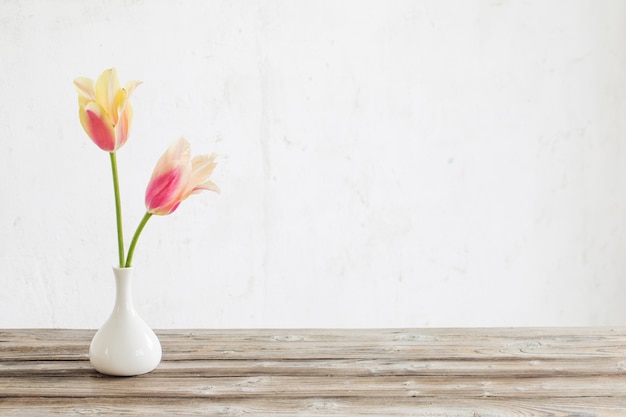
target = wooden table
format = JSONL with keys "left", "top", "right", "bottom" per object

{"left": 1, "top": 328, "right": 626, "bottom": 415}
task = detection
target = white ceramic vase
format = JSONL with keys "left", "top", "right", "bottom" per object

{"left": 89, "top": 267, "right": 162, "bottom": 376}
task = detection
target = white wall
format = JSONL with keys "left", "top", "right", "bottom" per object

{"left": 1, "top": 0, "right": 625, "bottom": 328}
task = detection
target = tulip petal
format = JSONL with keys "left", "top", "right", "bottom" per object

{"left": 114, "top": 102, "right": 132, "bottom": 149}
{"left": 124, "top": 80, "right": 142, "bottom": 95}
{"left": 95, "top": 68, "right": 120, "bottom": 122}
{"left": 193, "top": 180, "right": 220, "bottom": 194}
{"left": 144, "top": 138, "right": 193, "bottom": 214}
{"left": 113, "top": 88, "right": 127, "bottom": 114}
{"left": 145, "top": 167, "right": 186, "bottom": 215}
{"left": 113, "top": 82, "right": 141, "bottom": 147}
{"left": 114, "top": 89, "right": 131, "bottom": 146}
{"left": 80, "top": 102, "right": 116, "bottom": 151}
{"left": 73, "top": 77, "right": 95, "bottom": 100}
{"left": 189, "top": 153, "right": 217, "bottom": 188}
{"left": 152, "top": 138, "right": 191, "bottom": 178}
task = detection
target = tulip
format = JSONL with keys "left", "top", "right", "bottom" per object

{"left": 74, "top": 68, "right": 140, "bottom": 267}
{"left": 145, "top": 137, "right": 220, "bottom": 215}
{"left": 74, "top": 68, "right": 141, "bottom": 152}
{"left": 124, "top": 137, "right": 219, "bottom": 267}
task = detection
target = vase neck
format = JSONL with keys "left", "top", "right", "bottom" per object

{"left": 112, "top": 267, "right": 135, "bottom": 312}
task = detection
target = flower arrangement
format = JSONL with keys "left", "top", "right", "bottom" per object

{"left": 73, "top": 68, "right": 219, "bottom": 268}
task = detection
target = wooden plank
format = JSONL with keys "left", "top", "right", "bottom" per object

{"left": 1, "top": 356, "right": 625, "bottom": 378}
{"left": 3, "top": 327, "right": 626, "bottom": 344}
{"left": 1, "top": 374, "right": 625, "bottom": 399}
{"left": 3, "top": 328, "right": 626, "bottom": 360}
{"left": 2, "top": 397, "right": 626, "bottom": 417}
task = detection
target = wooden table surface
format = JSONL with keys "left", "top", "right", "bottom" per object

{"left": 1, "top": 328, "right": 626, "bottom": 416}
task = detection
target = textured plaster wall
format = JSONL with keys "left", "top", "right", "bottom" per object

{"left": 1, "top": 0, "right": 625, "bottom": 328}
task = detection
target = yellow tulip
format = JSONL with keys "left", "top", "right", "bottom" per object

{"left": 74, "top": 68, "right": 141, "bottom": 152}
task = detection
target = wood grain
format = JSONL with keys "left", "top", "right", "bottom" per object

{"left": 1, "top": 328, "right": 625, "bottom": 415}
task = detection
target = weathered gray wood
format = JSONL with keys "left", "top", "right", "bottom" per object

{"left": 2, "top": 397, "right": 626, "bottom": 417}
{"left": 2, "top": 356, "right": 624, "bottom": 377}
{"left": 1, "top": 328, "right": 626, "bottom": 415}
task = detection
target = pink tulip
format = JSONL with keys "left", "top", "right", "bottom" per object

{"left": 74, "top": 68, "right": 141, "bottom": 152}
{"left": 145, "top": 137, "right": 220, "bottom": 215}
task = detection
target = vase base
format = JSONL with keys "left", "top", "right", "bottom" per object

{"left": 89, "top": 328, "right": 162, "bottom": 376}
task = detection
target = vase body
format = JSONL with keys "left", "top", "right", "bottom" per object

{"left": 89, "top": 267, "right": 162, "bottom": 376}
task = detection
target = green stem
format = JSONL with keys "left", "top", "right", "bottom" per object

{"left": 125, "top": 212, "right": 153, "bottom": 268}
{"left": 109, "top": 152, "right": 125, "bottom": 268}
